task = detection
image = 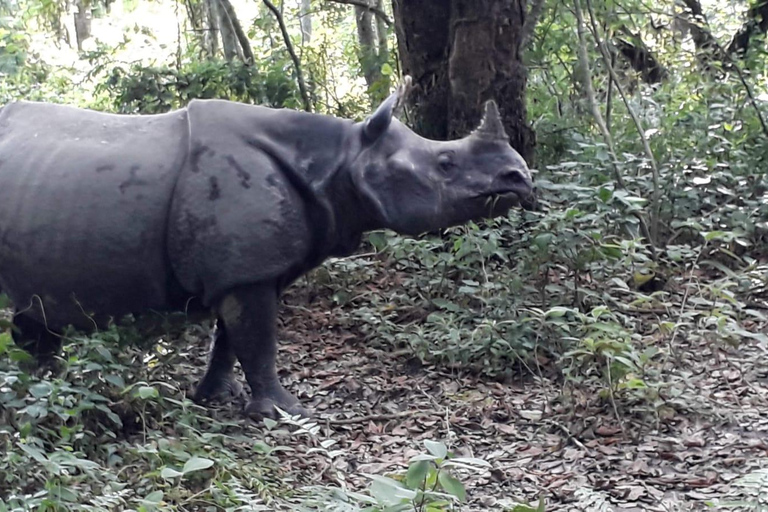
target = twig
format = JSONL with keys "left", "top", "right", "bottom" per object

{"left": 328, "top": 411, "right": 432, "bottom": 425}
{"left": 325, "top": 0, "right": 392, "bottom": 26}
{"left": 263, "top": 0, "right": 312, "bottom": 112}
{"left": 544, "top": 419, "right": 588, "bottom": 451}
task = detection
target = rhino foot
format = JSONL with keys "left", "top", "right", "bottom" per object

{"left": 244, "top": 386, "right": 310, "bottom": 420}
{"left": 193, "top": 375, "right": 245, "bottom": 403}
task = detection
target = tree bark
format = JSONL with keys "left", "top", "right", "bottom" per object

{"left": 218, "top": 0, "right": 255, "bottom": 63}
{"left": 218, "top": 0, "right": 240, "bottom": 61}
{"left": 356, "top": 5, "right": 379, "bottom": 87}
{"left": 393, "top": 0, "right": 535, "bottom": 164}
{"left": 204, "top": 0, "right": 220, "bottom": 57}
{"left": 73, "top": 0, "right": 92, "bottom": 51}
{"left": 300, "top": 0, "right": 312, "bottom": 44}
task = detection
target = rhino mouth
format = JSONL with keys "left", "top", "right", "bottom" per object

{"left": 483, "top": 189, "right": 538, "bottom": 211}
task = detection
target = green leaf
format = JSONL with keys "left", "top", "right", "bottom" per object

{"left": 137, "top": 386, "right": 158, "bottom": 399}
{"left": 424, "top": 440, "right": 448, "bottom": 459}
{"left": 406, "top": 460, "right": 431, "bottom": 489}
{"left": 104, "top": 374, "right": 125, "bottom": 388}
{"left": 17, "top": 443, "right": 47, "bottom": 463}
{"left": 438, "top": 470, "right": 466, "bottom": 502}
{"left": 544, "top": 307, "right": 573, "bottom": 318}
{"left": 160, "top": 467, "right": 183, "bottom": 480}
{"left": 29, "top": 382, "right": 53, "bottom": 398}
{"left": 381, "top": 63, "right": 393, "bottom": 76}
{"left": 368, "top": 231, "right": 388, "bottom": 252}
{"left": 141, "top": 490, "right": 163, "bottom": 505}
{"left": 368, "top": 474, "right": 417, "bottom": 506}
{"left": 182, "top": 456, "right": 214, "bottom": 474}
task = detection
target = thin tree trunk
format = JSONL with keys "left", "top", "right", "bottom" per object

{"left": 355, "top": 4, "right": 379, "bottom": 89}
{"left": 218, "top": 0, "right": 239, "bottom": 61}
{"left": 73, "top": 0, "right": 92, "bottom": 51}
{"left": 218, "top": 0, "right": 255, "bottom": 63}
{"left": 203, "top": 0, "right": 220, "bottom": 58}
{"left": 300, "top": 0, "right": 312, "bottom": 44}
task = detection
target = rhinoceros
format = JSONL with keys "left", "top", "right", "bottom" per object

{"left": 0, "top": 77, "right": 535, "bottom": 418}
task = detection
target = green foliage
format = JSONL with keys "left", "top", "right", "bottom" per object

{"left": 0, "top": 325, "right": 286, "bottom": 510}
{"left": 303, "top": 440, "right": 494, "bottom": 511}
{"left": 97, "top": 59, "right": 294, "bottom": 114}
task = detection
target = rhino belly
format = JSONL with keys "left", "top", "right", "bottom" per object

{"left": 0, "top": 101, "right": 189, "bottom": 330}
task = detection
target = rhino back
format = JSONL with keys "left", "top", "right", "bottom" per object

{"left": 0, "top": 101, "right": 188, "bottom": 329}
{"left": 168, "top": 100, "right": 346, "bottom": 304}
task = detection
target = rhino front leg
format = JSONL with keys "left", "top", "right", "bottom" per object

{"left": 217, "top": 283, "right": 308, "bottom": 419}
{"left": 193, "top": 322, "right": 244, "bottom": 403}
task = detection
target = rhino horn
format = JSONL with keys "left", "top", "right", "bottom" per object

{"left": 472, "top": 100, "right": 508, "bottom": 141}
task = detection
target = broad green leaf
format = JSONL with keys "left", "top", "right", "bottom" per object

{"left": 424, "top": 440, "right": 447, "bottom": 459}
{"left": 438, "top": 470, "right": 466, "bottom": 502}
{"left": 406, "top": 460, "right": 431, "bottom": 489}
{"left": 137, "top": 386, "right": 158, "bottom": 399}
{"left": 182, "top": 456, "right": 214, "bottom": 474}
{"left": 160, "top": 467, "right": 183, "bottom": 480}
{"left": 368, "top": 474, "right": 417, "bottom": 506}
{"left": 544, "top": 307, "right": 573, "bottom": 318}
{"left": 142, "top": 490, "right": 164, "bottom": 505}
{"left": 29, "top": 382, "right": 53, "bottom": 398}
{"left": 17, "top": 443, "right": 47, "bottom": 463}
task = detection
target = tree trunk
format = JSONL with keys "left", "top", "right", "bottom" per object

{"left": 217, "top": 0, "right": 240, "bottom": 61}
{"left": 355, "top": 1, "right": 390, "bottom": 104}
{"left": 300, "top": 0, "right": 312, "bottom": 44}
{"left": 392, "top": 0, "right": 535, "bottom": 164}
{"left": 73, "top": 0, "right": 92, "bottom": 51}
{"left": 218, "top": 0, "right": 255, "bottom": 63}
{"left": 204, "top": 0, "right": 220, "bottom": 58}
{"left": 356, "top": 5, "right": 379, "bottom": 88}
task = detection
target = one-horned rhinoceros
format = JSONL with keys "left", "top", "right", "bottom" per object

{"left": 0, "top": 77, "right": 535, "bottom": 418}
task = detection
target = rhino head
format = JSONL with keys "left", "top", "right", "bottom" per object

{"left": 351, "top": 77, "right": 536, "bottom": 236}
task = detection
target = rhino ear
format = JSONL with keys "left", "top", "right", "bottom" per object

{"left": 472, "top": 100, "right": 509, "bottom": 141}
{"left": 363, "top": 75, "right": 413, "bottom": 142}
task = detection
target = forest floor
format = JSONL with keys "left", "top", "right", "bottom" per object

{"left": 190, "top": 278, "right": 768, "bottom": 512}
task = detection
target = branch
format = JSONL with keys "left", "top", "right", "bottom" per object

{"left": 614, "top": 33, "right": 668, "bottom": 84}
{"left": 585, "top": 0, "right": 662, "bottom": 245}
{"left": 325, "top": 0, "right": 392, "bottom": 27}
{"left": 522, "top": 0, "right": 546, "bottom": 50}
{"left": 262, "top": 0, "right": 312, "bottom": 112}
{"left": 572, "top": 0, "right": 657, "bottom": 257}
{"left": 677, "top": 0, "right": 768, "bottom": 138}
{"left": 726, "top": 0, "right": 768, "bottom": 57}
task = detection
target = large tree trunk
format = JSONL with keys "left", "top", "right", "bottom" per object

{"left": 392, "top": 0, "right": 535, "bottom": 164}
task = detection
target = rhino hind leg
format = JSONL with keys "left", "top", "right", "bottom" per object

{"left": 193, "top": 321, "right": 244, "bottom": 402}
{"left": 12, "top": 312, "right": 62, "bottom": 362}
{"left": 217, "top": 283, "right": 309, "bottom": 420}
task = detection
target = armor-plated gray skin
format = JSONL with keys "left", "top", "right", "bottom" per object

{"left": 0, "top": 78, "right": 535, "bottom": 418}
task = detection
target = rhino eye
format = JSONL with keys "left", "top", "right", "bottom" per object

{"left": 437, "top": 152, "right": 455, "bottom": 171}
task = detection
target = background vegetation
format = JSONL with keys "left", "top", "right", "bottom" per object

{"left": 0, "top": 0, "right": 767, "bottom": 510}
